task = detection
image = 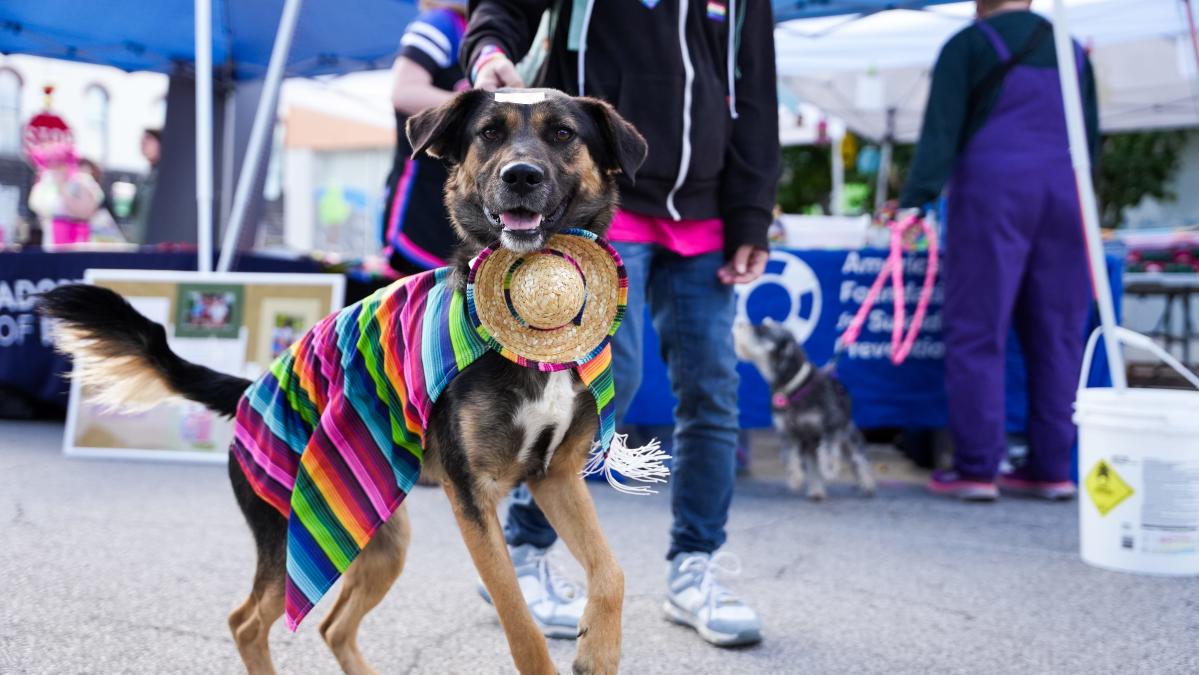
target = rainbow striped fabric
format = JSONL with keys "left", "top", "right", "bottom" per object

{"left": 231, "top": 264, "right": 621, "bottom": 630}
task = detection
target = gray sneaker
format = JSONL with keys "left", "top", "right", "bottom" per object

{"left": 478, "top": 544, "right": 586, "bottom": 639}
{"left": 664, "top": 551, "right": 762, "bottom": 647}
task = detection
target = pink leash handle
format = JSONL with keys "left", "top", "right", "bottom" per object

{"left": 838, "top": 214, "right": 940, "bottom": 366}
{"left": 889, "top": 223, "right": 907, "bottom": 360}
{"left": 839, "top": 249, "right": 892, "bottom": 348}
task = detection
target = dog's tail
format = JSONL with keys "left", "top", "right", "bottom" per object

{"left": 39, "top": 284, "right": 251, "bottom": 417}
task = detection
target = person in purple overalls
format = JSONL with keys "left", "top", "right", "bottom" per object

{"left": 899, "top": 0, "right": 1100, "bottom": 501}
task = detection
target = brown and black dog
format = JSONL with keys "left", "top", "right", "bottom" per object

{"left": 40, "top": 89, "right": 647, "bottom": 675}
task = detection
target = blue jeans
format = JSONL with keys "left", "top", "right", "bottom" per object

{"left": 503, "top": 242, "right": 741, "bottom": 560}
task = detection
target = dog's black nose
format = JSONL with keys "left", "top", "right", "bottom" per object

{"left": 501, "top": 162, "right": 544, "bottom": 195}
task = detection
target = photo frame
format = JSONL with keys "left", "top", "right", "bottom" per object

{"left": 256, "top": 297, "right": 323, "bottom": 363}
{"left": 174, "top": 283, "right": 245, "bottom": 338}
{"left": 63, "top": 269, "right": 344, "bottom": 463}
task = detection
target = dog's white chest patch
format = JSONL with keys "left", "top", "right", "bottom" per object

{"left": 514, "top": 371, "right": 576, "bottom": 468}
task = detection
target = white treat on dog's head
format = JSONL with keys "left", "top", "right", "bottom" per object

{"left": 494, "top": 91, "right": 546, "bottom": 105}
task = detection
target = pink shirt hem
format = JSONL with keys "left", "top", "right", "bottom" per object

{"left": 606, "top": 209, "right": 723, "bottom": 256}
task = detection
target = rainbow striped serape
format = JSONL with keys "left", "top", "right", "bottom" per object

{"left": 231, "top": 266, "right": 620, "bottom": 630}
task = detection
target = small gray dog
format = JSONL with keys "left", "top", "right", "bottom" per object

{"left": 734, "top": 319, "right": 875, "bottom": 500}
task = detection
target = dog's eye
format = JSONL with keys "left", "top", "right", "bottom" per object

{"left": 480, "top": 127, "right": 501, "bottom": 142}
{"left": 554, "top": 127, "right": 575, "bottom": 143}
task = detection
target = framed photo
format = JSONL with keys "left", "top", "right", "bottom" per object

{"left": 175, "top": 283, "right": 244, "bottom": 338}
{"left": 256, "top": 297, "right": 323, "bottom": 362}
{"left": 63, "top": 269, "right": 344, "bottom": 463}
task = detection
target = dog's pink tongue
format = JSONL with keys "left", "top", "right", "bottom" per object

{"left": 500, "top": 211, "right": 543, "bottom": 231}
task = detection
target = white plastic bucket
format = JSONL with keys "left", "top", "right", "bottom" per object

{"left": 1074, "top": 327, "right": 1199, "bottom": 576}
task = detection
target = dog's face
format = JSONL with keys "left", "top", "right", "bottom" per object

{"left": 733, "top": 319, "right": 810, "bottom": 384}
{"left": 407, "top": 88, "right": 648, "bottom": 254}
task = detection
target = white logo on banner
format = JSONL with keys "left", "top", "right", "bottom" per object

{"left": 736, "top": 250, "right": 822, "bottom": 343}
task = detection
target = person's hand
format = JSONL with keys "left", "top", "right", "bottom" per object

{"left": 717, "top": 245, "right": 769, "bottom": 285}
{"left": 473, "top": 56, "right": 525, "bottom": 91}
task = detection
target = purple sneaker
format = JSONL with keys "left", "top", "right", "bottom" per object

{"left": 998, "top": 470, "right": 1076, "bottom": 501}
{"left": 927, "top": 469, "right": 998, "bottom": 501}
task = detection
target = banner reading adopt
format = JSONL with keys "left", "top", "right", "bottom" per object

{"left": 0, "top": 274, "right": 81, "bottom": 406}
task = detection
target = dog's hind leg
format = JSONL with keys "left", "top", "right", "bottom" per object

{"left": 529, "top": 436, "right": 624, "bottom": 675}
{"left": 443, "top": 479, "right": 556, "bottom": 675}
{"left": 818, "top": 439, "right": 842, "bottom": 482}
{"left": 228, "top": 563, "right": 285, "bottom": 675}
{"left": 319, "top": 503, "right": 411, "bottom": 675}
{"left": 843, "top": 429, "right": 876, "bottom": 497}
{"left": 800, "top": 443, "right": 826, "bottom": 501}
{"left": 228, "top": 458, "right": 287, "bottom": 675}
{"left": 782, "top": 441, "right": 805, "bottom": 492}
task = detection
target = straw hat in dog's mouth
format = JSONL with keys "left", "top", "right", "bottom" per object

{"left": 467, "top": 228, "right": 626, "bottom": 368}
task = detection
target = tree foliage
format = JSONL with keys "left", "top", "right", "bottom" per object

{"left": 776, "top": 141, "right": 913, "bottom": 215}
{"left": 777, "top": 131, "right": 1191, "bottom": 227}
{"left": 1096, "top": 130, "right": 1192, "bottom": 229}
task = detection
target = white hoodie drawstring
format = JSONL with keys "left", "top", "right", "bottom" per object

{"left": 727, "top": 0, "right": 739, "bottom": 119}
{"left": 580, "top": 0, "right": 737, "bottom": 114}
{"left": 577, "top": 0, "right": 597, "bottom": 95}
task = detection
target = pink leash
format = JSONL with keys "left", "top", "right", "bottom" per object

{"left": 839, "top": 214, "right": 939, "bottom": 366}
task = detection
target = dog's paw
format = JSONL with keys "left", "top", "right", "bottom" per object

{"left": 858, "top": 475, "right": 877, "bottom": 498}
{"left": 572, "top": 653, "right": 618, "bottom": 675}
{"left": 572, "top": 624, "right": 620, "bottom": 675}
{"left": 806, "top": 488, "right": 826, "bottom": 502}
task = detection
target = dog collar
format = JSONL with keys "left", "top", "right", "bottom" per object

{"left": 771, "top": 362, "right": 814, "bottom": 410}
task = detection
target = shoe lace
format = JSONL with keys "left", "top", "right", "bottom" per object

{"left": 536, "top": 549, "right": 584, "bottom": 602}
{"left": 678, "top": 551, "right": 743, "bottom": 612}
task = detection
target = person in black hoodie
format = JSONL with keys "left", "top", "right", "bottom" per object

{"left": 461, "top": 0, "right": 779, "bottom": 648}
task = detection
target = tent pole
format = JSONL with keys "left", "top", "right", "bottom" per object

{"left": 217, "top": 0, "right": 304, "bottom": 273}
{"left": 220, "top": 90, "right": 237, "bottom": 231}
{"left": 1051, "top": 0, "right": 1126, "bottom": 389}
{"left": 873, "top": 108, "right": 895, "bottom": 213}
{"left": 195, "top": 0, "right": 214, "bottom": 273}
{"left": 830, "top": 126, "right": 845, "bottom": 216}
{"left": 1183, "top": 0, "right": 1199, "bottom": 77}
{"left": 873, "top": 139, "right": 891, "bottom": 213}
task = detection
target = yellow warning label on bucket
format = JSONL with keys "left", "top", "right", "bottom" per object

{"left": 1085, "top": 459, "right": 1134, "bottom": 517}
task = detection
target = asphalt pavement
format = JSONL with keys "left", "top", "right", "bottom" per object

{"left": 2, "top": 420, "right": 1197, "bottom": 674}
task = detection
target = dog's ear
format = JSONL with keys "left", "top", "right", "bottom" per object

{"left": 577, "top": 97, "right": 648, "bottom": 184}
{"left": 407, "top": 89, "right": 489, "bottom": 163}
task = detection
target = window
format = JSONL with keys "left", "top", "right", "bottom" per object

{"left": 0, "top": 69, "right": 22, "bottom": 156}
{"left": 79, "top": 84, "right": 110, "bottom": 163}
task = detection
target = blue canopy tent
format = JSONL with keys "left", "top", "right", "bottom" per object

{"left": 772, "top": 0, "right": 960, "bottom": 21}
{"left": 0, "top": 0, "right": 1124, "bottom": 383}
{"left": 0, "top": 0, "right": 419, "bottom": 271}
{"left": 0, "top": 0, "right": 418, "bottom": 79}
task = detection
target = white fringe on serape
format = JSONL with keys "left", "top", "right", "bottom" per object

{"left": 582, "top": 433, "right": 671, "bottom": 495}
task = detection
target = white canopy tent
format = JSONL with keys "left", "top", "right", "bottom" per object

{"left": 777, "top": 0, "right": 1199, "bottom": 142}
{"left": 775, "top": 0, "right": 1147, "bottom": 386}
